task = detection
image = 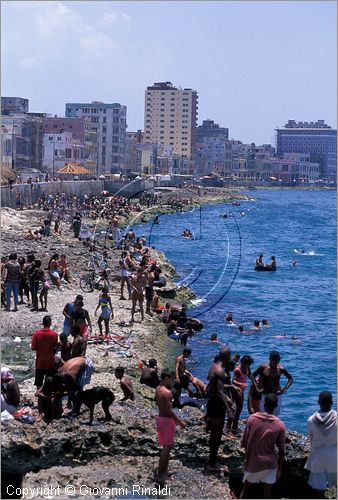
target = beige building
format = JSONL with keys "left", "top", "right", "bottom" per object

{"left": 144, "top": 82, "right": 198, "bottom": 159}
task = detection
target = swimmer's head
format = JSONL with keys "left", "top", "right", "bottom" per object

{"left": 239, "top": 325, "right": 245, "bottom": 333}
{"left": 210, "top": 333, "right": 218, "bottom": 341}
{"left": 183, "top": 348, "right": 192, "bottom": 358}
{"left": 262, "top": 319, "right": 269, "bottom": 326}
{"left": 254, "top": 320, "right": 260, "bottom": 328}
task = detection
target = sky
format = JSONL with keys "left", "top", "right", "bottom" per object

{"left": 1, "top": 0, "right": 337, "bottom": 145}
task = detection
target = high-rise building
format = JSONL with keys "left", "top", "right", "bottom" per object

{"left": 1, "top": 97, "right": 29, "bottom": 115}
{"left": 144, "top": 82, "right": 198, "bottom": 160}
{"left": 276, "top": 120, "right": 337, "bottom": 180}
{"left": 65, "top": 101, "right": 127, "bottom": 175}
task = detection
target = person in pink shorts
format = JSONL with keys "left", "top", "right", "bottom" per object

{"left": 155, "top": 369, "right": 186, "bottom": 482}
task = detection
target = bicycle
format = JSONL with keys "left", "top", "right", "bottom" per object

{"left": 80, "top": 267, "right": 111, "bottom": 293}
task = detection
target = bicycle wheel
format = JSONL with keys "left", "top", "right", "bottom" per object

{"left": 103, "top": 277, "right": 111, "bottom": 290}
{"left": 80, "top": 273, "right": 94, "bottom": 293}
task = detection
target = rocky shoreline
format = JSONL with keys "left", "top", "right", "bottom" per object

{"left": 0, "top": 189, "right": 324, "bottom": 499}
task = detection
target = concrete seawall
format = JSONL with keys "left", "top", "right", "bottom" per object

{"left": 0, "top": 179, "right": 154, "bottom": 208}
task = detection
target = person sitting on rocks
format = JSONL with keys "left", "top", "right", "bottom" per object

{"left": 47, "top": 254, "right": 61, "bottom": 288}
{"left": 59, "top": 254, "right": 71, "bottom": 283}
{"left": 114, "top": 366, "right": 135, "bottom": 402}
{"left": 24, "top": 229, "right": 35, "bottom": 240}
{"left": 140, "top": 359, "right": 161, "bottom": 389}
{"left": 1, "top": 367, "right": 20, "bottom": 415}
{"left": 161, "top": 303, "right": 171, "bottom": 323}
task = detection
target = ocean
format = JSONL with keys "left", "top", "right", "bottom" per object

{"left": 138, "top": 189, "right": 337, "bottom": 434}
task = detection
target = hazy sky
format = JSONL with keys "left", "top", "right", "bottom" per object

{"left": 2, "top": 1, "right": 337, "bottom": 145}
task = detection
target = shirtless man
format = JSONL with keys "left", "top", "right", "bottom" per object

{"left": 175, "top": 348, "right": 192, "bottom": 391}
{"left": 55, "top": 356, "right": 94, "bottom": 392}
{"left": 70, "top": 325, "right": 87, "bottom": 358}
{"left": 256, "top": 254, "right": 264, "bottom": 267}
{"left": 155, "top": 369, "right": 186, "bottom": 482}
{"left": 206, "top": 347, "right": 234, "bottom": 472}
{"left": 114, "top": 366, "right": 135, "bottom": 401}
{"left": 253, "top": 350, "right": 293, "bottom": 416}
{"left": 140, "top": 359, "right": 161, "bottom": 389}
{"left": 130, "top": 268, "right": 147, "bottom": 322}
{"left": 145, "top": 266, "right": 155, "bottom": 316}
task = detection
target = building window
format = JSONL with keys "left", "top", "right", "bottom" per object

{"left": 49, "top": 136, "right": 53, "bottom": 141}
{"left": 67, "top": 108, "right": 71, "bottom": 113}
{"left": 57, "top": 137, "right": 61, "bottom": 141}
{"left": 103, "top": 117, "right": 106, "bottom": 123}
{"left": 102, "top": 156, "right": 105, "bottom": 165}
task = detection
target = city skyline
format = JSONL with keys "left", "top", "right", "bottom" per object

{"left": 2, "top": 1, "right": 337, "bottom": 145}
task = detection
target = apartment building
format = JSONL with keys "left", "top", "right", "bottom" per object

{"left": 196, "top": 119, "right": 230, "bottom": 176}
{"left": 1, "top": 114, "right": 43, "bottom": 171}
{"left": 43, "top": 116, "right": 97, "bottom": 174}
{"left": 65, "top": 101, "right": 127, "bottom": 175}
{"left": 144, "top": 82, "right": 198, "bottom": 160}
{"left": 276, "top": 120, "right": 337, "bottom": 180}
{"left": 1, "top": 96, "right": 29, "bottom": 115}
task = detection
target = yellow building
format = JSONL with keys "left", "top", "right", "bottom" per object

{"left": 144, "top": 82, "right": 198, "bottom": 160}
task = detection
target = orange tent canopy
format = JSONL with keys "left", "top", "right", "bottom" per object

{"left": 58, "top": 163, "right": 91, "bottom": 174}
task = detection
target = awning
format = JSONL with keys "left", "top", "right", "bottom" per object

{"left": 58, "top": 163, "right": 91, "bottom": 174}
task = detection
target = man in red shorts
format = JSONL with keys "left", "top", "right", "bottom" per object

{"left": 155, "top": 368, "right": 186, "bottom": 483}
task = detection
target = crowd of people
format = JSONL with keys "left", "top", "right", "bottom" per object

{"left": 1, "top": 190, "right": 336, "bottom": 499}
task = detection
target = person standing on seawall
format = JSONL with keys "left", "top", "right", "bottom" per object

{"left": 305, "top": 391, "right": 337, "bottom": 498}
{"left": 240, "top": 393, "right": 286, "bottom": 499}
{"left": 252, "top": 350, "right": 293, "bottom": 416}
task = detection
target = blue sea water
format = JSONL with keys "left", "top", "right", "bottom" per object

{"left": 138, "top": 189, "right": 336, "bottom": 434}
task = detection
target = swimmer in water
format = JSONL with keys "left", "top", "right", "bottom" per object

{"left": 292, "top": 261, "right": 297, "bottom": 267}
{"left": 253, "top": 320, "right": 261, "bottom": 330}
{"left": 225, "top": 313, "right": 234, "bottom": 324}
{"left": 238, "top": 325, "right": 245, "bottom": 334}
{"left": 291, "top": 336, "right": 300, "bottom": 342}
{"left": 210, "top": 333, "right": 220, "bottom": 343}
{"left": 261, "top": 319, "right": 269, "bottom": 327}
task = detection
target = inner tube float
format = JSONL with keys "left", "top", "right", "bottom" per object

{"left": 254, "top": 265, "right": 276, "bottom": 272}
{"left": 153, "top": 277, "right": 167, "bottom": 288}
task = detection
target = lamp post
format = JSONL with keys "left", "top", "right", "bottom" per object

{"left": 52, "top": 133, "right": 56, "bottom": 178}
{"left": 11, "top": 122, "right": 18, "bottom": 171}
